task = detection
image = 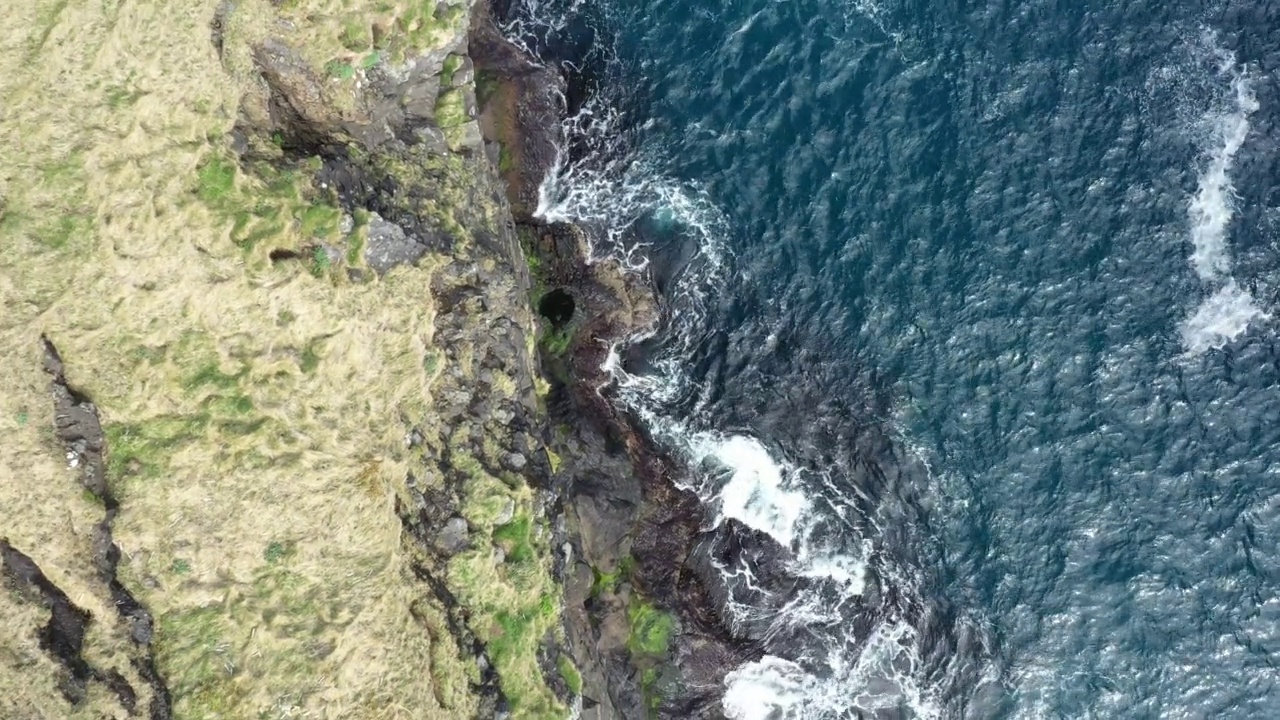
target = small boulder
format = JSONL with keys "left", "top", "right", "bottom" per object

{"left": 505, "top": 452, "right": 527, "bottom": 471}
{"left": 437, "top": 516, "right": 470, "bottom": 555}
{"left": 364, "top": 212, "right": 429, "bottom": 275}
{"left": 494, "top": 498, "right": 516, "bottom": 526}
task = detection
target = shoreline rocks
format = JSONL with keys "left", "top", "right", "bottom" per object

{"left": 468, "top": 7, "right": 764, "bottom": 717}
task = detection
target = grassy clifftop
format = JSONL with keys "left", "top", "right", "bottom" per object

{"left": 0, "top": 1, "right": 570, "bottom": 718}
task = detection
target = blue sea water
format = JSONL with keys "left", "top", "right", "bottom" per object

{"left": 505, "top": 0, "right": 1280, "bottom": 717}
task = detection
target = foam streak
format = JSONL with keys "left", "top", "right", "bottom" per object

{"left": 1179, "top": 39, "right": 1268, "bottom": 354}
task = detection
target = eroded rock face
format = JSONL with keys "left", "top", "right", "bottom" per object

{"left": 467, "top": 11, "right": 766, "bottom": 717}
{"left": 470, "top": 0, "right": 567, "bottom": 221}
{"left": 499, "top": 217, "right": 755, "bottom": 719}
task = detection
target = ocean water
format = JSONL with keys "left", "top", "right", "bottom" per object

{"left": 502, "top": 0, "right": 1280, "bottom": 717}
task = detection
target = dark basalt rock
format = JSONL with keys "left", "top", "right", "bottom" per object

{"left": 467, "top": 5, "right": 768, "bottom": 715}
{"left": 0, "top": 539, "right": 97, "bottom": 705}
{"left": 469, "top": 0, "right": 567, "bottom": 221}
{"left": 497, "top": 221, "right": 760, "bottom": 720}
{"left": 37, "top": 337, "right": 174, "bottom": 720}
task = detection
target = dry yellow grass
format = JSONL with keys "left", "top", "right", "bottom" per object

{"left": 0, "top": 0, "right": 513, "bottom": 717}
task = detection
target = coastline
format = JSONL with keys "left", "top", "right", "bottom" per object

{"left": 470, "top": 4, "right": 763, "bottom": 717}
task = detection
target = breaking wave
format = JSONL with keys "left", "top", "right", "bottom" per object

{"left": 1174, "top": 34, "right": 1269, "bottom": 354}
{"left": 500, "top": 0, "right": 956, "bottom": 716}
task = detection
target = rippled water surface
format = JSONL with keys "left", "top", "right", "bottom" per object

{"left": 507, "top": 0, "right": 1280, "bottom": 716}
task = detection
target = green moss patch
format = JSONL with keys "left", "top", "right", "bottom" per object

{"left": 154, "top": 606, "right": 238, "bottom": 716}
{"left": 539, "top": 326, "right": 573, "bottom": 357}
{"left": 298, "top": 203, "right": 342, "bottom": 239}
{"left": 590, "top": 555, "right": 634, "bottom": 598}
{"left": 440, "top": 53, "right": 463, "bottom": 86}
{"left": 627, "top": 601, "right": 674, "bottom": 658}
{"left": 446, "top": 463, "right": 569, "bottom": 719}
{"left": 492, "top": 514, "right": 534, "bottom": 564}
{"left": 2, "top": 152, "right": 94, "bottom": 257}
{"left": 556, "top": 655, "right": 582, "bottom": 696}
{"left": 193, "top": 152, "right": 356, "bottom": 260}
{"left": 184, "top": 361, "right": 245, "bottom": 392}
{"left": 196, "top": 157, "right": 237, "bottom": 205}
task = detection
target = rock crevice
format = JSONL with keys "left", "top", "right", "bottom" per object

{"left": 0, "top": 338, "right": 176, "bottom": 719}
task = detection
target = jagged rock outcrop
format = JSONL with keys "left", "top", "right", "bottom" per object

{"left": 518, "top": 221, "right": 762, "bottom": 720}
{"left": 469, "top": 11, "right": 767, "bottom": 717}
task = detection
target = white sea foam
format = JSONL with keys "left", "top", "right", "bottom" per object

{"left": 1176, "top": 35, "right": 1268, "bottom": 354}
{"left": 1181, "top": 280, "right": 1269, "bottom": 355}
{"left": 538, "top": 130, "right": 730, "bottom": 271}
{"left": 723, "top": 621, "right": 944, "bottom": 720}
{"left": 641, "top": 421, "right": 870, "bottom": 596}
{"left": 1186, "top": 70, "right": 1256, "bottom": 281}
{"left": 498, "top": 0, "right": 592, "bottom": 58}
{"left": 722, "top": 656, "right": 816, "bottom": 720}
{"left": 692, "top": 434, "right": 811, "bottom": 548}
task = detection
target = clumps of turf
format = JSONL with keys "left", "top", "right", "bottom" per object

{"left": 492, "top": 514, "right": 534, "bottom": 564}
{"left": 185, "top": 360, "right": 244, "bottom": 391}
{"left": 299, "top": 342, "right": 322, "bottom": 374}
{"left": 445, "top": 458, "right": 570, "bottom": 718}
{"left": 152, "top": 566, "right": 356, "bottom": 717}
{"left": 299, "top": 204, "right": 342, "bottom": 239}
{"left": 153, "top": 606, "right": 236, "bottom": 715}
{"left": 264, "top": 541, "right": 292, "bottom": 563}
{"left": 33, "top": 214, "right": 89, "bottom": 249}
{"left": 192, "top": 152, "right": 362, "bottom": 268}
{"left": 325, "top": 59, "right": 356, "bottom": 80}
{"left": 399, "top": 0, "right": 468, "bottom": 55}
{"left": 434, "top": 87, "right": 470, "bottom": 148}
{"left": 196, "top": 157, "right": 237, "bottom": 204}
{"left": 185, "top": 359, "right": 256, "bottom": 417}
{"left": 300, "top": 0, "right": 470, "bottom": 79}
{"left": 2, "top": 153, "right": 95, "bottom": 255}
{"left": 105, "top": 416, "right": 208, "bottom": 484}
{"left": 339, "top": 20, "right": 371, "bottom": 51}
{"left": 309, "top": 246, "right": 332, "bottom": 277}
